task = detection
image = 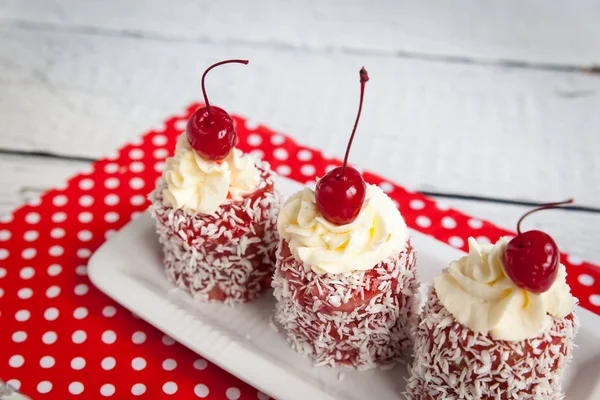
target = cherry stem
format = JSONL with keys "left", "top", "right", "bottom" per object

{"left": 201, "top": 59, "right": 249, "bottom": 121}
{"left": 340, "top": 67, "right": 369, "bottom": 179}
{"left": 516, "top": 198, "right": 574, "bottom": 235}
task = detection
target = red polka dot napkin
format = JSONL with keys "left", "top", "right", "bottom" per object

{"left": 1, "top": 103, "right": 598, "bottom": 399}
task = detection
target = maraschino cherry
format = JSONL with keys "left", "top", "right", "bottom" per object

{"left": 315, "top": 67, "right": 369, "bottom": 225}
{"left": 503, "top": 199, "right": 574, "bottom": 294}
{"left": 186, "top": 59, "right": 249, "bottom": 161}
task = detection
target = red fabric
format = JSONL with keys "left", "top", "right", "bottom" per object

{"left": 0, "top": 103, "right": 598, "bottom": 399}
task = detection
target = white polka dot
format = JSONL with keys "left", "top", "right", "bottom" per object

{"left": 74, "top": 284, "right": 89, "bottom": 296}
{"left": 17, "top": 288, "right": 33, "bottom": 299}
{"left": 409, "top": 199, "right": 425, "bottom": 210}
{"left": 379, "top": 182, "right": 394, "bottom": 193}
{"left": 0, "top": 267, "right": 6, "bottom": 278}
{"left": 52, "top": 195, "right": 68, "bottom": 207}
{"left": 102, "top": 194, "right": 119, "bottom": 207}
{"left": 247, "top": 134, "right": 262, "bottom": 146}
{"left": 194, "top": 384, "right": 209, "bottom": 398}
{"left": 21, "top": 248, "right": 36, "bottom": 259}
{"left": 25, "top": 212, "right": 41, "bottom": 224}
{"left": 37, "top": 381, "right": 52, "bottom": 394}
{"left": 104, "top": 177, "right": 120, "bottom": 189}
{"left": 47, "top": 264, "right": 62, "bottom": 276}
{"left": 154, "top": 161, "right": 166, "bottom": 172}
{"left": 226, "top": 387, "right": 241, "bottom": 400}
{"left": 69, "top": 382, "right": 84, "bottom": 395}
{"left": 567, "top": 255, "right": 584, "bottom": 266}
{"left": 468, "top": 218, "right": 483, "bottom": 229}
{"left": 0, "top": 214, "right": 13, "bottom": 223}
{"left": 436, "top": 202, "right": 450, "bottom": 211}
{"left": 77, "top": 248, "right": 91, "bottom": 258}
{"left": 6, "top": 379, "right": 20, "bottom": 390}
{"left": 0, "top": 229, "right": 11, "bottom": 241}
{"left": 20, "top": 267, "right": 35, "bottom": 279}
{"left": 12, "top": 331, "right": 27, "bottom": 343}
{"left": 42, "top": 331, "right": 57, "bottom": 344}
{"left": 0, "top": 287, "right": 3, "bottom": 298}
{"left": 44, "top": 307, "right": 59, "bottom": 321}
{"left": 441, "top": 216, "right": 457, "bottom": 229}
{"left": 0, "top": 248, "right": 8, "bottom": 260}
{"left": 173, "top": 118, "right": 186, "bottom": 130}
{"left": 49, "top": 245, "right": 64, "bottom": 257}
{"left": 163, "top": 382, "right": 177, "bottom": 395}
{"left": 416, "top": 216, "right": 431, "bottom": 228}
{"left": 129, "top": 149, "right": 144, "bottom": 160}
{"left": 104, "top": 212, "right": 120, "bottom": 223}
{"left": 24, "top": 230, "right": 39, "bottom": 241}
{"left": 104, "top": 163, "right": 119, "bottom": 173}
{"left": 102, "top": 305, "right": 117, "bottom": 317}
{"left": 449, "top": 236, "right": 465, "bottom": 248}
{"left": 131, "top": 331, "right": 146, "bottom": 344}
{"left": 130, "top": 136, "right": 143, "bottom": 146}
{"left": 40, "top": 355, "right": 55, "bottom": 368}
{"left": 72, "top": 330, "right": 87, "bottom": 344}
{"left": 131, "top": 357, "right": 146, "bottom": 371}
{"left": 153, "top": 134, "right": 168, "bottom": 146}
{"left": 79, "top": 196, "right": 94, "bottom": 207}
{"left": 8, "top": 354, "right": 24, "bottom": 368}
{"left": 102, "top": 330, "right": 117, "bottom": 344}
{"left": 193, "top": 358, "right": 208, "bottom": 370}
{"left": 476, "top": 236, "right": 491, "bottom": 244}
{"left": 73, "top": 307, "right": 88, "bottom": 319}
{"left": 296, "top": 149, "right": 312, "bottom": 161}
{"left": 71, "top": 357, "right": 85, "bottom": 370}
{"left": 590, "top": 294, "right": 600, "bottom": 307}
{"left": 77, "top": 230, "right": 93, "bottom": 242}
{"left": 129, "top": 177, "right": 145, "bottom": 190}
{"left": 131, "top": 195, "right": 146, "bottom": 206}
{"left": 132, "top": 383, "right": 146, "bottom": 396}
{"left": 100, "top": 383, "right": 115, "bottom": 397}
{"left": 28, "top": 197, "right": 42, "bottom": 207}
{"left": 78, "top": 212, "right": 93, "bottom": 223}
{"left": 79, "top": 179, "right": 94, "bottom": 190}
{"left": 578, "top": 274, "right": 595, "bottom": 286}
{"left": 101, "top": 357, "right": 116, "bottom": 370}
{"left": 130, "top": 161, "right": 145, "bottom": 173}
{"left": 300, "top": 164, "right": 316, "bottom": 176}
{"left": 162, "top": 335, "right": 175, "bottom": 346}
{"left": 50, "top": 227, "right": 66, "bottom": 238}
{"left": 52, "top": 212, "right": 67, "bottom": 224}
{"left": 162, "top": 358, "right": 177, "bottom": 371}
{"left": 244, "top": 119, "right": 259, "bottom": 130}
{"left": 257, "top": 392, "right": 270, "bottom": 400}
{"left": 15, "top": 310, "right": 30, "bottom": 322}
{"left": 249, "top": 149, "right": 265, "bottom": 160}
{"left": 75, "top": 266, "right": 88, "bottom": 276}
{"left": 154, "top": 148, "right": 169, "bottom": 159}
{"left": 270, "top": 134, "right": 285, "bottom": 145}
{"left": 273, "top": 148, "right": 288, "bottom": 160}
{"left": 276, "top": 165, "right": 291, "bottom": 176}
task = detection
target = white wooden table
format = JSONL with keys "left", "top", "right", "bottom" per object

{"left": 1, "top": 0, "right": 599, "bottom": 264}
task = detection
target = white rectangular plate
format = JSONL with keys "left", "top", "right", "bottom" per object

{"left": 89, "top": 178, "right": 600, "bottom": 400}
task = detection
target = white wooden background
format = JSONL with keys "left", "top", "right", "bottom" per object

{"left": 1, "top": 0, "right": 599, "bottom": 264}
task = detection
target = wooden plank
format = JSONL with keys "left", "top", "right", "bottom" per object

{"left": 0, "top": 154, "right": 90, "bottom": 216}
{"left": 1, "top": 154, "right": 598, "bottom": 264}
{"left": 1, "top": 0, "right": 599, "bottom": 65}
{"left": 1, "top": 28, "right": 599, "bottom": 206}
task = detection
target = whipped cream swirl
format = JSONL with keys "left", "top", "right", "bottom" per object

{"left": 162, "top": 134, "right": 260, "bottom": 214}
{"left": 434, "top": 237, "right": 576, "bottom": 341}
{"left": 277, "top": 184, "right": 409, "bottom": 275}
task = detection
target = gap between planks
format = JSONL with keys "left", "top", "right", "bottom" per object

{"left": 3, "top": 18, "right": 599, "bottom": 76}
{"left": 2, "top": 149, "right": 599, "bottom": 216}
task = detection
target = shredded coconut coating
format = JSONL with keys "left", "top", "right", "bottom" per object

{"left": 273, "top": 239, "right": 419, "bottom": 370}
{"left": 406, "top": 288, "right": 579, "bottom": 400}
{"left": 149, "top": 164, "right": 281, "bottom": 305}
